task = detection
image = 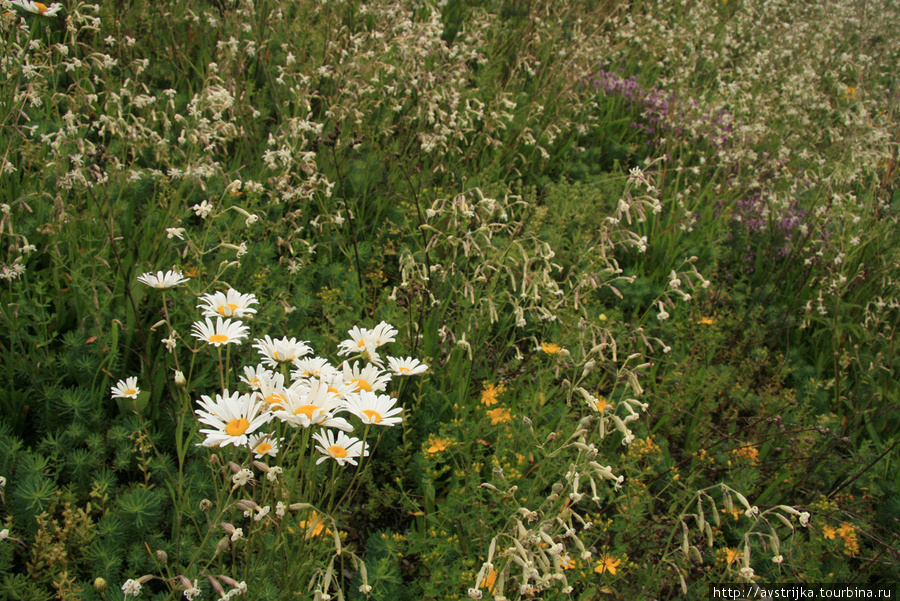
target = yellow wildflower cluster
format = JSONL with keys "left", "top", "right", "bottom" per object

{"left": 823, "top": 523, "right": 860, "bottom": 556}
{"left": 732, "top": 445, "right": 760, "bottom": 463}
{"left": 628, "top": 437, "right": 661, "bottom": 460}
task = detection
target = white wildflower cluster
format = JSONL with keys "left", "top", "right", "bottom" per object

{"left": 173, "top": 282, "right": 428, "bottom": 465}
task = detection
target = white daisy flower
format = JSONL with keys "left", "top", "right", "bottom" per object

{"left": 342, "top": 361, "right": 391, "bottom": 393}
{"left": 240, "top": 364, "right": 276, "bottom": 391}
{"left": 310, "top": 374, "right": 357, "bottom": 401}
{"left": 271, "top": 380, "right": 352, "bottom": 432}
{"left": 387, "top": 356, "right": 428, "bottom": 376}
{"left": 110, "top": 377, "right": 140, "bottom": 399}
{"left": 197, "top": 289, "right": 259, "bottom": 319}
{"left": 191, "top": 317, "right": 250, "bottom": 347}
{"left": 344, "top": 391, "right": 403, "bottom": 426}
{"left": 336, "top": 326, "right": 378, "bottom": 358}
{"left": 194, "top": 390, "right": 271, "bottom": 448}
{"left": 370, "top": 321, "right": 398, "bottom": 346}
{"left": 313, "top": 430, "right": 369, "bottom": 466}
{"left": 253, "top": 335, "right": 312, "bottom": 368}
{"left": 248, "top": 433, "right": 281, "bottom": 459}
{"left": 253, "top": 370, "right": 289, "bottom": 407}
{"left": 290, "top": 356, "right": 340, "bottom": 383}
{"left": 8, "top": 1, "right": 63, "bottom": 16}
{"left": 137, "top": 269, "right": 189, "bottom": 289}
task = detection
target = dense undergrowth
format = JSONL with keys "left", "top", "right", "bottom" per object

{"left": 0, "top": 0, "right": 898, "bottom": 599}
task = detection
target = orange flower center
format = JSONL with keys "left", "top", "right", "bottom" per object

{"left": 273, "top": 351, "right": 295, "bottom": 362}
{"left": 225, "top": 418, "right": 250, "bottom": 436}
{"left": 123, "top": 388, "right": 137, "bottom": 396}
{"left": 399, "top": 366, "right": 410, "bottom": 373}
{"left": 362, "top": 409, "right": 382, "bottom": 423}
{"left": 209, "top": 334, "right": 229, "bottom": 343}
{"left": 328, "top": 445, "right": 348, "bottom": 458}
{"left": 35, "top": 2, "right": 49, "bottom": 14}
{"left": 255, "top": 442, "right": 273, "bottom": 454}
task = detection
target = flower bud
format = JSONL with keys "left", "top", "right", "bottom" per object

{"left": 93, "top": 578, "right": 108, "bottom": 592}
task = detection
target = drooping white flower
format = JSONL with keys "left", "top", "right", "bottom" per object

{"left": 121, "top": 579, "right": 142, "bottom": 597}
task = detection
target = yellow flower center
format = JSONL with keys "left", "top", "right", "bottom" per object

{"left": 399, "top": 366, "right": 410, "bottom": 373}
{"left": 123, "top": 389, "right": 137, "bottom": 396}
{"left": 225, "top": 418, "right": 250, "bottom": 436}
{"left": 328, "top": 445, "right": 348, "bottom": 458}
{"left": 357, "top": 339, "right": 366, "bottom": 348}
{"left": 351, "top": 378, "right": 372, "bottom": 392}
{"left": 294, "top": 405, "right": 317, "bottom": 419}
{"left": 35, "top": 2, "right": 49, "bottom": 13}
{"left": 217, "top": 303, "right": 240, "bottom": 316}
{"left": 248, "top": 378, "right": 260, "bottom": 387}
{"left": 255, "top": 442, "right": 273, "bottom": 454}
{"left": 209, "top": 334, "right": 229, "bottom": 343}
{"left": 273, "top": 351, "right": 295, "bottom": 362}
{"left": 264, "top": 393, "right": 285, "bottom": 405}
{"left": 362, "top": 409, "right": 382, "bottom": 423}
{"left": 327, "top": 386, "right": 340, "bottom": 394}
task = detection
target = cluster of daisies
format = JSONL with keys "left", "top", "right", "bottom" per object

{"left": 114, "top": 270, "right": 428, "bottom": 468}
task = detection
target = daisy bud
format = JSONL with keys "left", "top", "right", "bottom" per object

{"left": 174, "top": 370, "right": 186, "bottom": 386}
{"left": 93, "top": 578, "right": 108, "bottom": 592}
{"left": 772, "top": 555, "right": 784, "bottom": 564}
{"left": 156, "top": 550, "right": 168, "bottom": 564}
{"left": 289, "top": 502, "right": 313, "bottom": 512}
{"left": 199, "top": 499, "right": 212, "bottom": 512}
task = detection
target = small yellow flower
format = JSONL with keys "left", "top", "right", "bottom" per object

{"left": 594, "top": 555, "right": 621, "bottom": 575}
{"left": 298, "top": 511, "right": 332, "bottom": 538}
{"left": 480, "top": 382, "right": 504, "bottom": 406}
{"left": 722, "top": 548, "right": 743, "bottom": 566}
{"left": 822, "top": 525, "right": 837, "bottom": 540}
{"left": 425, "top": 436, "right": 451, "bottom": 454}
{"left": 697, "top": 316, "right": 716, "bottom": 325}
{"left": 486, "top": 407, "right": 512, "bottom": 425}
{"left": 844, "top": 86, "right": 857, "bottom": 99}
{"left": 540, "top": 342, "right": 562, "bottom": 354}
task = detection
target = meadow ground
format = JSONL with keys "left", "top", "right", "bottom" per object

{"left": 0, "top": 0, "right": 898, "bottom": 599}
